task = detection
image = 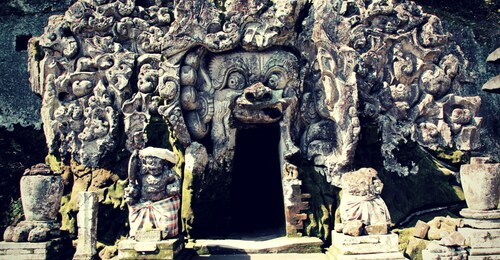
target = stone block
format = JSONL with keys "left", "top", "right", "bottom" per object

{"left": 331, "top": 232, "right": 399, "bottom": 255}
{"left": 428, "top": 217, "right": 458, "bottom": 240}
{"left": 365, "top": 224, "right": 389, "bottom": 235}
{"left": 0, "top": 237, "right": 71, "bottom": 260}
{"left": 413, "top": 220, "right": 430, "bottom": 239}
{"left": 117, "top": 238, "right": 183, "bottom": 260}
{"left": 342, "top": 220, "right": 364, "bottom": 237}
{"left": 423, "top": 241, "right": 468, "bottom": 259}
{"left": 458, "top": 227, "right": 500, "bottom": 248}
{"left": 439, "top": 231, "right": 466, "bottom": 246}
{"left": 135, "top": 230, "right": 162, "bottom": 242}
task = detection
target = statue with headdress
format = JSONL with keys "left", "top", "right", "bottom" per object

{"left": 124, "top": 147, "right": 181, "bottom": 239}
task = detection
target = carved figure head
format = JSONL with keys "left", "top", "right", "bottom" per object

{"left": 208, "top": 50, "right": 300, "bottom": 125}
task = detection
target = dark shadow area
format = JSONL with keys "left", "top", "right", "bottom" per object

{"left": 230, "top": 125, "right": 285, "bottom": 237}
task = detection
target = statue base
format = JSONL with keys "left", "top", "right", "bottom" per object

{"left": 117, "top": 237, "right": 183, "bottom": 260}
{"left": 326, "top": 231, "right": 404, "bottom": 260}
{"left": 458, "top": 208, "right": 500, "bottom": 259}
{"left": 0, "top": 236, "right": 71, "bottom": 260}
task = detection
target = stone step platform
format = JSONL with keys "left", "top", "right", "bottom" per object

{"left": 0, "top": 237, "right": 72, "bottom": 260}
{"left": 190, "top": 253, "right": 329, "bottom": 259}
{"left": 190, "top": 236, "right": 323, "bottom": 255}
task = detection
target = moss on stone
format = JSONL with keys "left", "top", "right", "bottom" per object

{"left": 300, "top": 164, "right": 338, "bottom": 244}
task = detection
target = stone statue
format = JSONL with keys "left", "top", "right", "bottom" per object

{"left": 338, "top": 168, "right": 391, "bottom": 236}
{"left": 124, "top": 147, "right": 181, "bottom": 239}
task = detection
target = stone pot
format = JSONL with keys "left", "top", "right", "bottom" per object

{"left": 20, "top": 175, "right": 64, "bottom": 221}
{"left": 460, "top": 157, "right": 500, "bottom": 210}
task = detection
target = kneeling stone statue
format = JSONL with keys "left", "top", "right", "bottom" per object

{"left": 338, "top": 167, "right": 392, "bottom": 236}
{"left": 124, "top": 147, "right": 181, "bottom": 239}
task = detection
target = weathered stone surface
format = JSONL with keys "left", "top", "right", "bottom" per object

{"left": 422, "top": 241, "right": 468, "bottom": 260}
{"left": 342, "top": 221, "right": 364, "bottom": 237}
{"left": 330, "top": 232, "right": 399, "bottom": 255}
{"left": 469, "top": 256, "right": 500, "bottom": 260}
{"left": 462, "top": 218, "right": 500, "bottom": 229}
{"left": 469, "top": 247, "right": 500, "bottom": 256}
{"left": 439, "top": 231, "right": 466, "bottom": 246}
{"left": 134, "top": 230, "right": 161, "bottom": 242}
{"left": 117, "top": 238, "right": 183, "bottom": 260}
{"left": 428, "top": 217, "right": 459, "bottom": 240}
{"left": 339, "top": 168, "right": 391, "bottom": 235}
{"left": 460, "top": 158, "right": 500, "bottom": 210}
{"left": 327, "top": 251, "right": 405, "bottom": 260}
{"left": 193, "top": 237, "right": 323, "bottom": 255}
{"left": 73, "top": 192, "right": 98, "bottom": 260}
{"left": 0, "top": 237, "right": 72, "bottom": 260}
{"left": 365, "top": 224, "right": 389, "bottom": 235}
{"left": 7, "top": 0, "right": 492, "bottom": 245}
{"left": 458, "top": 228, "right": 500, "bottom": 248}
{"left": 414, "top": 220, "right": 430, "bottom": 239}
{"left": 21, "top": 165, "right": 63, "bottom": 222}
{"left": 460, "top": 209, "right": 500, "bottom": 220}
{"left": 486, "top": 47, "right": 500, "bottom": 62}
{"left": 482, "top": 75, "right": 500, "bottom": 93}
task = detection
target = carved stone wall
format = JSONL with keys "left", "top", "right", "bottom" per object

{"left": 27, "top": 0, "right": 486, "bottom": 239}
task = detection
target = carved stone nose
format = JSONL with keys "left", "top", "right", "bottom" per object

{"left": 244, "top": 82, "right": 272, "bottom": 102}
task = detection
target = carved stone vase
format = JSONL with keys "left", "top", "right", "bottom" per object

{"left": 20, "top": 167, "right": 64, "bottom": 221}
{"left": 460, "top": 157, "right": 500, "bottom": 210}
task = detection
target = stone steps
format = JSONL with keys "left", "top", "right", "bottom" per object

{"left": 191, "top": 253, "right": 329, "bottom": 259}
{"left": 190, "top": 236, "right": 323, "bottom": 255}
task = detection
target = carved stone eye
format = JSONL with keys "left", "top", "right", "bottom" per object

{"left": 226, "top": 71, "right": 245, "bottom": 89}
{"left": 267, "top": 73, "right": 279, "bottom": 88}
{"left": 266, "top": 71, "right": 286, "bottom": 89}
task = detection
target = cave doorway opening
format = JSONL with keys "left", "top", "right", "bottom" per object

{"left": 230, "top": 125, "right": 286, "bottom": 237}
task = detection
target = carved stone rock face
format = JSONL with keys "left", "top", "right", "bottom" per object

{"left": 207, "top": 51, "right": 299, "bottom": 125}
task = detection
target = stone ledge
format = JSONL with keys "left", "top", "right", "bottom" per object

{"left": 469, "top": 247, "right": 500, "bottom": 255}
{"left": 330, "top": 232, "right": 399, "bottom": 255}
{"left": 0, "top": 237, "right": 70, "bottom": 260}
{"left": 469, "top": 255, "right": 500, "bottom": 260}
{"left": 193, "top": 236, "right": 323, "bottom": 255}
{"left": 326, "top": 248, "right": 405, "bottom": 260}
{"left": 460, "top": 209, "right": 500, "bottom": 220}
{"left": 462, "top": 218, "right": 500, "bottom": 229}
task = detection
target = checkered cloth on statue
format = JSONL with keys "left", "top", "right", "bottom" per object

{"left": 125, "top": 147, "right": 181, "bottom": 238}
{"left": 128, "top": 195, "right": 180, "bottom": 238}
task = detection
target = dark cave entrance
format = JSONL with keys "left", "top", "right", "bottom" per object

{"left": 230, "top": 125, "right": 286, "bottom": 237}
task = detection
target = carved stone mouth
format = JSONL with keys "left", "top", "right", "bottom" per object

{"left": 233, "top": 102, "right": 285, "bottom": 124}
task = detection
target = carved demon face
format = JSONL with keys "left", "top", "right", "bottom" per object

{"left": 208, "top": 50, "right": 300, "bottom": 125}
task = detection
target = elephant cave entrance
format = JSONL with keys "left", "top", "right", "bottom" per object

{"left": 230, "top": 125, "right": 286, "bottom": 237}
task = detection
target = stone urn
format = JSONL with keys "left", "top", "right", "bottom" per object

{"left": 20, "top": 164, "right": 64, "bottom": 221}
{"left": 460, "top": 157, "right": 500, "bottom": 210}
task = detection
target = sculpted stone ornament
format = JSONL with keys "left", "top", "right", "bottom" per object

{"left": 28, "top": 0, "right": 484, "bottom": 239}
{"left": 124, "top": 147, "right": 181, "bottom": 239}
{"left": 337, "top": 168, "right": 391, "bottom": 236}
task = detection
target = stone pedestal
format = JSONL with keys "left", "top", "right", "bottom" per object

{"left": 458, "top": 208, "right": 500, "bottom": 259}
{"left": 326, "top": 232, "right": 405, "bottom": 260}
{"left": 0, "top": 237, "right": 71, "bottom": 260}
{"left": 117, "top": 238, "right": 183, "bottom": 260}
